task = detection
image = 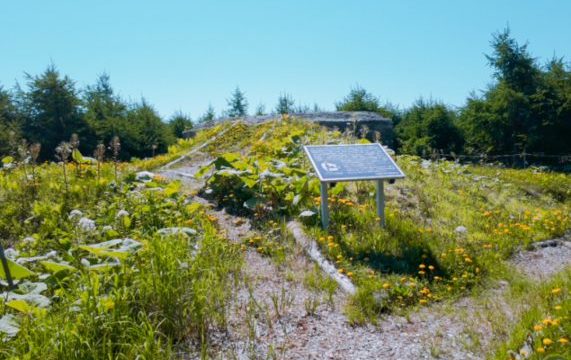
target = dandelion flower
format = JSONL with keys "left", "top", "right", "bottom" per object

{"left": 536, "top": 347, "right": 545, "bottom": 353}
{"left": 382, "top": 283, "right": 390, "bottom": 289}
{"left": 419, "top": 264, "right": 426, "bottom": 269}
{"left": 558, "top": 337, "right": 569, "bottom": 344}
{"left": 428, "top": 265, "right": 435, "bottom": 271}
{"left": 551, "top": 288, "right": 562, "bottom": 295}
{"left": 533, "top": 325, "right": 543, "bottom": 331}
{"left": 419, "top": 299, "right": 428, "bottom": 305}
{"left": 554, "top": 305, "right": 562, "bottom": 310}
{"left": 543, "top": 338, "right": 553, "bottom": 346}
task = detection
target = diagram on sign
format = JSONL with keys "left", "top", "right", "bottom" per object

{"left": 320, "top": 161, "right": 339, "bottom": 172}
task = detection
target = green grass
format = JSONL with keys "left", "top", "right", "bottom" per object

{"left": 0, "top": 127, "right": 242, "bottom": 358}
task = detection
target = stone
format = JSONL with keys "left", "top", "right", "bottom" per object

{"left": 455, "top": 226, "right": 468, "bottom": 234}
{"left": 135, "top": 171, "right": 155, "bottom": 182}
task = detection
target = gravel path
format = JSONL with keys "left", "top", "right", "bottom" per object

{"left": 511, "top": 234, "right": 571, "bottom": 281}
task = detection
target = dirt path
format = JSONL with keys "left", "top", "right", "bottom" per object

{"left": 157, "top": 148, "right": 570, "bottom": 360}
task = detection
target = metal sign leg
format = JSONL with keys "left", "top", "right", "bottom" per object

{"left": 376, "top": 179, "right": 385, "bottom": 227}
{"left": 320, "top": 182, "right": 329, "bottom": 229}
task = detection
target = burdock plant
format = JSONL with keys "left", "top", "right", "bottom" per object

{"left": 17, "top": 139, "right": 29, "bottom": 180}
{"left": 55, "top": 142, "right": 72, "bottom": 193}
{"left": 94, "top": 143, "right": 105, "bottom": 182}
{"left": 109, "top": 136, "right": 121, "bottom": 183}
{"left": 70, "top": 133, "right": 81, "bottom": 175}
{"left": 29, "top": 143, "right": 41, "bottom": 186}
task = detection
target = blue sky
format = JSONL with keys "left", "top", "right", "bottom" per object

{"left": 1, "top": 1, "right": 570, "bottom": 119}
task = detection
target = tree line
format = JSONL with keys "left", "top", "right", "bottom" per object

{"left": 336, "top": 29, "right": 571, "bottom": 158}
{"left": 1, "top": 29, "right": 570, "bottom": 161}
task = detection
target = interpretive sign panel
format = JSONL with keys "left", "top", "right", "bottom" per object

{"left": 303, "top": 144, "right": 405, "bottom": 182}
{"left": 303, "top": 143, "right": 405, "bottom": 229}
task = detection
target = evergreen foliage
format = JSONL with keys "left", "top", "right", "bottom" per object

{"left": 275, "top": 93, "right": 295, "bottom": 114}
{"left": 226, "top": 87, "right": 248, "bottom": 118}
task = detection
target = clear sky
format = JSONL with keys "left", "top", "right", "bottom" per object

{"left": 1, "top": 1, "right": 570, "bottom": 120}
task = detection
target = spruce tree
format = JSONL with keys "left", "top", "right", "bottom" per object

{"left": 226, "top": 87, "right": 248, "bottom": 118}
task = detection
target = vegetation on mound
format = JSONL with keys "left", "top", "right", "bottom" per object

{"left": 0, "top": 117, "right": 569, "bottom": 358}
{"left": 195, "top": 118, "right": 570, "bottom": 331}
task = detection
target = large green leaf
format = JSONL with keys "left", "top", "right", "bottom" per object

{"left": 6, "top": 299, "right": 47, "bottom": 317}
{"left": 0, "top": 314, "right": 19, "bottom": 338}
{"left": 0, "top": 259, "right": 35, "bottom": 280}
{"left": 79, "top": 239, "right": 141, "bottom": 260}
{"left": 244, "top": 197, "right": 264, "bottom": 210}
{"left": 1, "top": 156, "right": 14, "bottom": 165}
{"left": 164, "top": 181, "right": 181, "bottom": 197}
{"left": 40, "top": 261, "right": 77, "bottom": 274}
{"left": 72, "top": 149, "right": 84, "bottom": 163}
{"left": 79, "top": 245, "right": 130, "bottom": 260}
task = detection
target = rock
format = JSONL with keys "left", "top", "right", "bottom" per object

{"left": 4, "top": 248, "right": 19, "bottom": 260}
{"left": 68, "top": 209, "right": 83, "bottom": 220}
{"left": 455, "top": 226, "right": 468, "bottom": 234}
{"left": 116, "top": 210, "right": 130, "bottom": 218}
{"left": 299, "top": 210, "right": 317, "bottom": 218}
{"left": 157, "top": 227, "right": 197, "bottom": 236}
{"left": 135, "top": 171, "right": 155, "bottom": 182}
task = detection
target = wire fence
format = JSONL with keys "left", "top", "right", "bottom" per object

{"left": 427, "top": 152, "right": 571, "bottom": 172}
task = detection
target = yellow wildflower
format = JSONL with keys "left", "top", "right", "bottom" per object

{"left": 536, "top": 347, "right": 545, "bottom": 353}
{"left": 533, "top": 325, "right": 543, "bottom": 331}
{"left": 382, "top": 283, "right": 390, "bottom": 289}
{"left": 559, "top": 337, "right": 569, "bottom": 344}
{"left": 543, "top": 338, "right": 553, "bottom": 346}
{"left": 551, "top": 288, "right": 561, "bottom": 295}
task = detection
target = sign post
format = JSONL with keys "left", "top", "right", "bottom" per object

{"left": 320, "top": 182, "right": 330, "bottom": 229}
{"left": 304, "top": 144, "right": 404, "bottom": 230}
{"left": 376, "top": 179, "right": 385, "bottom": 227}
